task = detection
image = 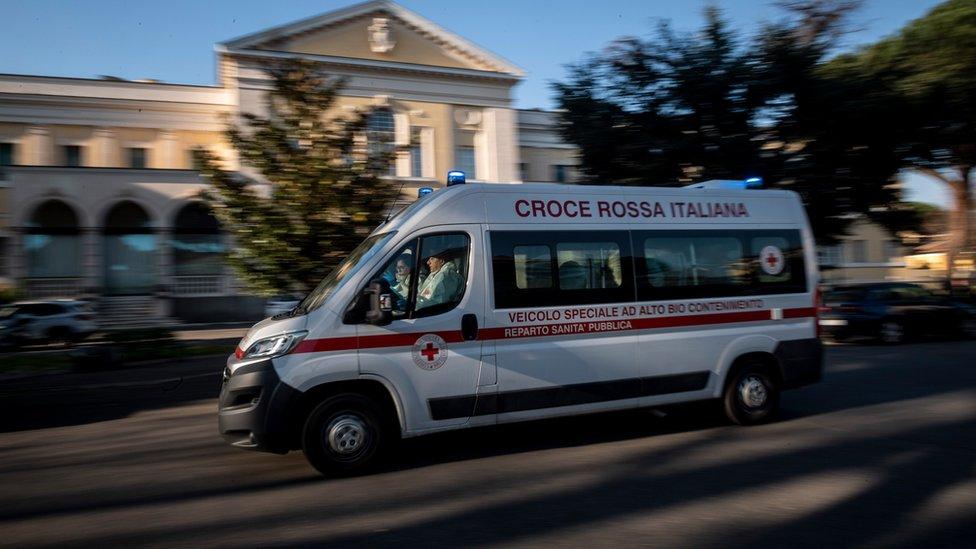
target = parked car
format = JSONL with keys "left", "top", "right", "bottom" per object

{"left": 0, "top": 300, "right": 97, "bottom": 348}
{"left": 819, "top": 282, "right": 976, "bottom": 344}
{"left": 263, "top": 295, "right": 302, "bottom": 319}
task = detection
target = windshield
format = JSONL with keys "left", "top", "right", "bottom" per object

{"left": 0, "top": 306, "right": 19, "bottom": 319}
{"left": 297, "top": 231, "right": 396, "bottom": 314}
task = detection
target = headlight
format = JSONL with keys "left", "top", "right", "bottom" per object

{"left": 241, "top": 331, "right": 308, "bottom": 360}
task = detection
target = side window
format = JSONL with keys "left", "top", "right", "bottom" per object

{"left": 635, "top": 230, "right": 806, "bottom": 300}
{"left": 642, "top": 236, "right": 746, "bottom": 292}
{"left": 514, "top": 245, "right": 552, "bottom": 289}
{"left": 556, "top": 241, "right": 622, "bottom": 290}
{"left": 370, "top": 241, "right": 419, "bottom": 319}
{"left": 490, "top": 231, "right": 634, "bottom": 309}
{"left": 415, "top": 233, "right": 470, "bottom": 317}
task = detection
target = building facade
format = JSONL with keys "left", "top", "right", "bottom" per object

{"left": 0, "top": 0, "right": 579, "bottom": 321}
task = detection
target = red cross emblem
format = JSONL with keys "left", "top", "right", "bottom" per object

{"left": 760, "top": 245, "right": 784, "bottom": 275}
{"left": 421, "top": 342, "right": 440, "bottom": 361}
{"left": 413, "top": 334, "right": 448, "bottom": 370}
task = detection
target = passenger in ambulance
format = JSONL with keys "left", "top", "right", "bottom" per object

{"left": 416, "top": 250, "right": 462, "bottom": 309}
{"left": 391, "top": 254, "right": 412, "bottom": 298}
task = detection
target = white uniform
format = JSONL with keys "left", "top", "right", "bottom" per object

{"left": 417, "top": 261, "right": 461, "bottom": 308}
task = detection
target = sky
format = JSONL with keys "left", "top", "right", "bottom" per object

{"left": 1, "top": 0, "right": 950, "bottom": 205}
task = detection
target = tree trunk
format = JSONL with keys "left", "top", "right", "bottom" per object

{"left": 946, "top": 167, "right": 973, "bottom": 290}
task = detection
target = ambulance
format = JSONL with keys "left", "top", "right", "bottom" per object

{"left": 219, "top": 176, "right": 823, "bottom": 476}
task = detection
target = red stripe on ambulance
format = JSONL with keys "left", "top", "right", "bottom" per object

{"left": 291, "top": 306, "right": 816, "bottom": 355}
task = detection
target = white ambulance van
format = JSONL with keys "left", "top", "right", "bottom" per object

{"left": 219, "top": 180, "right": 822, "bottom": 476}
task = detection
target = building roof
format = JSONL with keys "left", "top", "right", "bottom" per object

{"left": 218, "top": 0, "right": 526, "bottom": 78}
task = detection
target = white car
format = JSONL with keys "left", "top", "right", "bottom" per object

{"left": 0, "top": 300, "right": 97, "bottom": 346}
{"left": 263, "top": 295, "right": 302, "bottom": 319}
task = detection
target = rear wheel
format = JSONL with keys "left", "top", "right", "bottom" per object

{"left": 722, "top": 362, "right": 779, "bottom": 425}
{"left": 302, "top": 393, "right": 390, "bottom": 477}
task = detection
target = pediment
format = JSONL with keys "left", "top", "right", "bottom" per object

{"left": 220, "top": 1, "right": 524, "bottom": 77}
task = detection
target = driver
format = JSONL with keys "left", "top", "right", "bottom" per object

{"left": 416, "top": 250, "right": 462, "bottom": 308}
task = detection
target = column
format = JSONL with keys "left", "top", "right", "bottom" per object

{"left": 25, "top": 126, "right": 53, "bottom": 166}
{"left": 157, "top": 227, "right": 173, "bottom": 295}
{"left": 420, "top": 127, "right": 436, "bottom": 179}
{"left": 483, "top": 108, "right": 520, "bottom": 183}
{"left": 81, "top": 227, "right": 100, "bottom": 295}
{"left": 159, "top": 131, "right": 179, "bottom": 169}
{"left": 93, "top": 128, "right": 117, "bottom": 167}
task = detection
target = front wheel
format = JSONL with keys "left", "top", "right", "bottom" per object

{"left": 722, "top": 363, "right": 780, "bottom": 425}
{"left": 302, "top": 394, "right": 390, "bottom": 477}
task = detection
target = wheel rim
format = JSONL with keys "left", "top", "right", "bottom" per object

{"left": 738, "top": 374, "right": 768, "bottom": 409}
{"left": 882, "top": 322, "right": 903, "bottom": 343}
{"left": 325, "top": 414, "right": 369, "bottom": 458}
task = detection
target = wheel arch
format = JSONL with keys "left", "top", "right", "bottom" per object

{"left": 284, "top": 377, "right": 404, "bottom": 450}
{"left": 714, "top": 335, "right": 781, "bottom": 396}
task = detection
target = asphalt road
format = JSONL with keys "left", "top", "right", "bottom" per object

{"left": 1, "top": 342, "right": 975, "bottom": 547}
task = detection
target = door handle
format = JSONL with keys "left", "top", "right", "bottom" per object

{"left": 461, "top": 313, "right": 479, "bottom": 341}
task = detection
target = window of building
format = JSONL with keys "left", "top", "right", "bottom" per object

{"left": 455, "top": 129, "right": 477, "bottom": 179}
{"left": 553, "top": 164, "right": 570, "bottom": 183}
{"left": 172, "top": 203, "right": 224, "bottom": 276}
{"left": 25, "top": 200, "right": 81, "bottom": 279}
{"left": 410, "top": 128, "right": 423, "bottom": 178}
{"left": 634, "top": 230, "right": 806, "bottom": 300}
{"left": 103, "top": 201, "right": 156, "bottom": 295}
{"left": 817, "top": 245, "right": 842, "bottom": 266}
{"left": 847, "top": 240, "right": 868, "bottom": 263}
{"left": 883, "top": 240, "right": 901, "bottom": 262}
{"left": 63, "top": 145, "right": 82, "bottom": 167}
{"left": 519, "top": 163, "right": 529, "bottom": 181}
{"left": 455, "top": 146, "right": 476, "bottom": 178}
{"left": 128, "top": 147, "right": 148, "bottom": 169}
{"left": 367, "top": 108, "right": 395, "bottom": 176}
{"left": 0, "top": 143, "right": 14, "bottom": 166}
{"left": 490, "top": 230, "right": 634, "bottom": 309}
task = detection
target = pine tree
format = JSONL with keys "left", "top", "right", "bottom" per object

{"left": 195, "top": 59, "right": 398, "bottom": 295}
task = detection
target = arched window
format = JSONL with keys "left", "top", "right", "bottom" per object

{"left": 172, "top": 203, "right": 224, "bottom": 276}
{"left": 103, "top": 201, "right": 155, "bottom": 295}
{"left": 367, "top": 107, "right": 395, "bottom": 175}
{"left": 25, "top": 200, "right": 81, "bottom": 278}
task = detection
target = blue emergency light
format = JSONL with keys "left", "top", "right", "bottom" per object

{"left": 684, "top": 177, "right": 764, "bottom": 190}
{"left": 446, "top": 170, "right": 466, "bottom": 186}
{"left": 418, "top": 186, "right": 434, "bottom": 197}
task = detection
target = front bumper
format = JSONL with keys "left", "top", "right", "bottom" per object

{"left": 217, "top": 358, "right": 302, "bottom": 454}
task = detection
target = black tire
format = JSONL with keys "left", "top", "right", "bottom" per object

{"left": 722, "top": 362, "right": 780, "bottom": 425}
{"left": 302, "top": 393, "right": 390, "bottom": 477}
{"left": 877, "top": 319, "right": 905, "bottom": 345}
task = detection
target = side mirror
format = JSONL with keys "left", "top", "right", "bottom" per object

{"left": 364, "top": 279, "right": 394, "bottom": 326}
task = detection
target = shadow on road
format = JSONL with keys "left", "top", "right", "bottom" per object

{"left": 1, "top": 341, "right": 974, "bottom": 546}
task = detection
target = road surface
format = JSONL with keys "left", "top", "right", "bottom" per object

{"left": 1, "top": 342, "right": 974, "bottom": 547}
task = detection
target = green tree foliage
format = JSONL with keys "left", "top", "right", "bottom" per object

{"left": 195, "top": 60, "right": 397, "bottom": 295}
{"left": 829, "top": 0, "right": 976, "bottom": 271}
{"left": 552, "top": 1, "right": 917, "bottom": 241}
{"left": 553, "top": 7, "right": 762, "bottom": 185}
